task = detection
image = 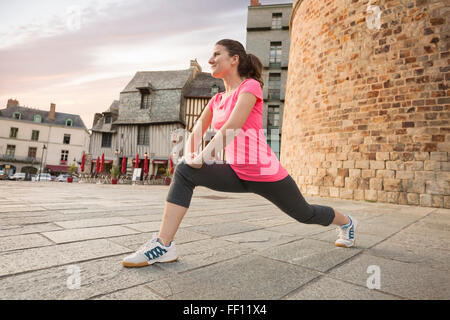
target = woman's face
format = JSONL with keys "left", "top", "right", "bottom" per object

{"left": 208, "top": 44, "right": 238, "bottom": 78}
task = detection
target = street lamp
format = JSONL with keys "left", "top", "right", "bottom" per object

{"left": 38, "top": 145, "right": 47, "bottom": 182}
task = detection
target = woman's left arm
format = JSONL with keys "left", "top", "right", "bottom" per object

{"left": 190, "top": 92, "right": 257, "bottom": 167}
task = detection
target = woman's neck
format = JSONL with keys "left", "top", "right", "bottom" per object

{"left": 222, "top": 73, "right": 246, "bottom": 93}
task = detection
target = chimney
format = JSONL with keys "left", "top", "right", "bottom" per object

{"left": 190, "top": 59, "right": 202, "bottom": 78}
{"left": 48, "top": 103, "right": 56, "bottom": 121}
{"left": 250, "top": 0, "right": 261, "bottom": 6}
{"left": 7, "top": 98, "right": 19, "bottom": 108}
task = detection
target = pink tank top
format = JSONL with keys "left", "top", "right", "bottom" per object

{"left": 208, "top": 78, "right": 288, "bottom": 182}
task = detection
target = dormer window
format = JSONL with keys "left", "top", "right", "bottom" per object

{"left": 12, "top": 112, "right": 21, "bottom": 120}
{"left": 211, "top": 84, "right": 219, "bottom": 96}
{"left": 65, "top": 119, "right": 73, "bottom": 127}
{"left": 104, "top": 115, "right": 111, "bottom": 124}
{"left": 34, "top": 114, "right": 42, "bottom": 123}
{"left": 140, "top": 88, "right": 151, "bottom": 109}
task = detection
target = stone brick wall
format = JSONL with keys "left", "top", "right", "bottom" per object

{"left": 282, "top": 0, "right": 449, "bottom": 208}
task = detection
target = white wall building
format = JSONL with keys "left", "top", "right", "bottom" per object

{"left": 0, "top": 99, "right": 90, "bottom": 177}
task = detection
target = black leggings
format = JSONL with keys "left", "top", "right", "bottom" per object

{"left": 166, "top": 161, "right": 335, "bottom": 226}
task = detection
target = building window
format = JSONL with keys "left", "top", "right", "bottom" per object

{"left": 65, "top": 119, "right": 73, "bottom": 127}
{"left": 272, "top": 13, "right": 282, "bottom": 29}
{"left": 9, "top": 127, "right": 18, "bottom": 138}
{"left": 267, "top": 105, "right": 280, "bottom": 128}
{"left": 6, "top": 145, "right": 15, "bottom": 157}
{"left": 268, "top": 73, "right": 281, "bottom": 99}
{"left": 28, "top": 147, "right": 37, "bottom": 159}
{"left": 101, "top": 132, "right": 112, "bottom": 148}
{"left": 61, "top": 150, "right": 69, "bottom": 162}
{"left": 211, "top": 84, "right": 219, "bottom": 96}
{"left": 34, "top": 114, "right": 42, "bottom": 123}
{"left": 269, "top": 42, "right": 282, "bottom": 68}
{"left": 12, "top": 112, "right": 21, "bottom": 120}
{"left": 137, "top": 125, "right": 149, "bottom": 145}
{"left": 104, "top": 115, "right": 111, "bottom": 124}
{"left": 141, "top": 92, "right": 151, "bottom": 109}
{"left": 31, "top": 130, "right": 39, "bottom": 141}
{"left": 63, "top": 134, "right": 71, "bottom": 145}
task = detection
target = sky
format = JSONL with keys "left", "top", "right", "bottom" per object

{"left": 0, "top": 0, "right": 293, "bottom": 128}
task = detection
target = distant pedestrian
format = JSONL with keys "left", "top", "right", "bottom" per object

{"left": 122, "top": 39, "right": 357, "bottom": 268}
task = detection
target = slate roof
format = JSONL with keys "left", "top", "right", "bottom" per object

{"left": 91, "top": 100, "right": 119, "bottom": 132}
{"left": 0, "top": 105, "right": 87, "bottom": 129}
{"left": 121, "top": 69, "right": 193, "bottom": 93}
{"left": 183, "top": 72, "right": 225, "bottom": 98}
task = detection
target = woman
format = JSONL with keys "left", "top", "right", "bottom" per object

{"left": 122, "top": 39, "right": 357, "bottom": 268}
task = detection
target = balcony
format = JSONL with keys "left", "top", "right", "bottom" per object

{"left": 0, "top": 154, "right": 41, "bottom": 164}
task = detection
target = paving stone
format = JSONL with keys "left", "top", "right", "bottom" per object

{"left": 146, "top": 254, "right": 321, "bottom": 299}
{"left": 54, "top": 217, "right": 135, "bottom": 229}
{"left": 0, "top": 223, "right": 63, "bottom": 237}
{"left": 369, "top": 234, "right": 450, "bottom": 272}
{"left": 157, "top": 238, "right": 254, "bottom": 273}
{"left": 125, "top": 221, "right": 165, "bottom": 232}
{"left": 266, "top": 222, "right": 333, "bottom": 237}
{"left": 329, "top": 253, "right": 450, "bottom": 299}
{"left": 0, "top": 234, "right": 54, "bottom": 252}
{"left": 258, "top": 238, "right": 362, "bottom": 272}
{"left": 93, "top": 285, "right": 163, "bottom": 300}
{"left": 42, "top": 226, "right": 140, "bottom": 243}
{"left": 0, "top": 239, "right": 131, "bottom": 277}
{"left": 0, "top": 255, "right": 167, "bottom": 299}
{"left": 220, "top": 229, "right": 303, "bottom": 251}
{"left": 287, "top": 276, "right": 401, "bottom": 300}
{"left": 185, "top": 221, "right": 261, "bottom": 237}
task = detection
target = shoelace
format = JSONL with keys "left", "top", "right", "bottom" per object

{"left": 336, "top": 225, "right": 350, "bottom": 239}
{"left": 136, "top": 235, "right": 158, "bottom": 254}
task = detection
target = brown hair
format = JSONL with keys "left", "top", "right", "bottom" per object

{"left": 216, "top": 39, "right": 264, "bottom": 88}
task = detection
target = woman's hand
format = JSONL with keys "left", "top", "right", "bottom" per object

{"left": 184, "top": 152, "right": 203, "bottom": 169}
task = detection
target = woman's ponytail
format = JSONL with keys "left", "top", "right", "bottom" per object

{"left": 244, "top": 53, "right": 264, "bottom": 88}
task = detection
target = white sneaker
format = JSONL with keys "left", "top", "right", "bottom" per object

{"left": 335, "top": 215, "right": 357, "bottom": 248}
{"left": 122, "top": 234, "right": 178, "bottom": 267}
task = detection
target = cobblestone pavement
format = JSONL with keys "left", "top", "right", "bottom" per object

{"left": 0, "top": 181, "right": 448, "bottom": 300}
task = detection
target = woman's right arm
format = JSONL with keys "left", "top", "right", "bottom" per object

{"left": 185, "top": 101, "right": 213, "bottom": 157}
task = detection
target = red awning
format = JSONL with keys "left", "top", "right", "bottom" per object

{"left": 45, "top": 165, "right": 71, "bottom": 172}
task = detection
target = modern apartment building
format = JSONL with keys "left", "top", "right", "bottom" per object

{"left": 246, "top": 0, "right": 292, "bottom": 159}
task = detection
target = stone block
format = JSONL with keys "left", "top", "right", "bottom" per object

{"left": 405, "top": 161, "right": 424, "bottom": 171}
{"left": 343, "top": 160, "right": 355, "bottom": 169}
{"left": 355, "top": 160, "right": 370, "bottom": 169}
{"left": 383, "top": 179, "right": 402, "bottom": 192}
{"left": 386, "top": 192, "right": 399, "bottom": 203}
{"left": 329, "top": 187, "right": 340, "bottom": 197}
{"left": 334, "top": 176, "right": 345, "bottom": 187}
{"left": 376, "top": 152, "right": 390, "bottom": 161}
{"left": 339, "top": 188, "right": 354, "bottom": 199}
{"left": 430, "top": 152, "right": 447, "bottom": 161}
{"left": 365, "top": 190, "right": 378, "bottom": 201}
{"left": 345, "top": 177, "right": 359, "bottom": 189}
{"left": 414, "top": 152, "right": 429, "bottom": 160}
{"left": 349, "top": 169, "right": 361, "bottom": 177}
{"left": 361, "top": 169, "right": 375, "bottom": 178}
{"left": 370, "top": 160, "right": 385, "bottom": 169}
{"left": 424, "top": 160, "right": 441, "bottom": 171}
{"left": 376, "top": 169, "right": 395, "bottom": 178}
{"left": 395, "top": 170, "right": 414, "bottom": 179}
{"left": 420, "top": 194, "right": 432, "bottom": 207}
{"left": 407, "top": 193, "right": 420, "bottom": 205}
{"left": 370, "top": 178, "right": 383, "bottom": 190}
{"left": 402, "top": 180, "right": 425, "bottom": 193}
